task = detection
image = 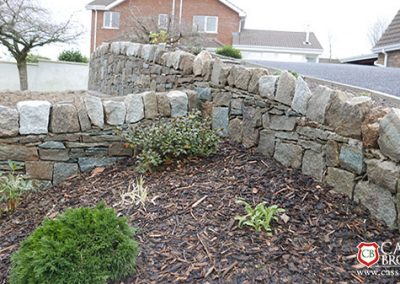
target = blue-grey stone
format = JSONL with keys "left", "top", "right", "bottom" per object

{"left": 53, "top": 163, "right": 79, "bottom": 185}
{"left": 339, "top": 143, "right": 365, "bottom": 174}
{"left": 212, "top": 107, "right": 229, "bottom": 137}
{"left": 167, "top": 91, "right": 188, "bottom": 117}
{"left": 39, "top": 141, "right": 66, "bottom": 149}
{"left": 195, "top": 87, "right": 212, "bottom": 101}
{"left": 78, "top": 157, "right": 119, "bottom": 172}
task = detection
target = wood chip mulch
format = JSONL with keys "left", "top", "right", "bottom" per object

{"left": 0, "top": 142, "right": 398, "bottom": 284}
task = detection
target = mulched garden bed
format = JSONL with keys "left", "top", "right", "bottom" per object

{"left": 0, "top": 142, "right": 398, "bottom": 283}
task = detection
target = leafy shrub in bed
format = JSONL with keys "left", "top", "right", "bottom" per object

{"left": 216, "top": 45, "right": 242, "bottom": 59}
{"left": 124, "top": 112, "right": 220, "bottom": 173}
{"left": 10, "top": 203, "right": 139, "bottom": 284}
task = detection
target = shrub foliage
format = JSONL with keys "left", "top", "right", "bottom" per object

{"left": 58, "top": 49, "right": 88, "bottom": 63}
{"left": 216, "top": 45, "right": 242, "bottom": 59}
{"left": 124, "top": 112, "right": 220, "bottom": 173}
{"left": 10, "top": 204, "right": 139, "bottom": 284}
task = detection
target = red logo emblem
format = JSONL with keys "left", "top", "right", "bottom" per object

{"left": 357, "top": 242, "right": 380, "bottom": 268}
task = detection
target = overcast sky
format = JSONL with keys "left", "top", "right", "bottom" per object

{"left": 2, "top": 0, "right": 400, "bottom": 60}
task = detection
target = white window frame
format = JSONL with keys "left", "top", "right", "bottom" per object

{"left": 103, "top": 11, "right": 120, "bottom": 29}
{"left": 158, "top": 14, "right": 169, "bottom": 29}
{"left": 193, "top": 16, "right": 218, "bottom": 34}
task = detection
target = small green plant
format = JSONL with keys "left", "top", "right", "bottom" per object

{"left": 216, "top": 45, "right": 242, "bottom": 59}
{"left": 235, "top": 199, "right": 285, "bottom": 234}
{"left": 26, "top": 54, "right": 50, "bottom": 63}
{"left": 149, "top": 30, "right": 169, "bottom": 44}
{"left": 0, "top": 161, "right": 32, "bottom": 212}
{"left": 288, "top": 70, "right": 299, "bottom": 78}
{"left": 58, "top": 49, "right": 88, "bottom": 63}
{"left": 124, "top": 112, "right": 220, "bottom": 173}
{"left": 10, "top": 203, "right": 139, "bottom": 284}
{"left": 118, "top": 176, "right": 149, "bottom": 207}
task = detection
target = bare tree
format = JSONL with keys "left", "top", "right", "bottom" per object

{"left": 0, "top": 0, "right": 82, "bottom": 90}
{"left": 368, "top": 18, "right": 389, "bottom": 47}
{"left": 116, "top": 4, "right": 207, "bottom": 48}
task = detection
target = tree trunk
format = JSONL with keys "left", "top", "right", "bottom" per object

{"left": 16, "top": 60, "right": 28, "bottom": 91}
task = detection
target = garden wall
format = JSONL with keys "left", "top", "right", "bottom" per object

{"left": 88, "top": 42, "right": 400, "bottom": 230}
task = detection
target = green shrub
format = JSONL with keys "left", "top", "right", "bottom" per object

{"left": 149, "top": 30, "right": 169, "bottom": 44}
{"left": 235, "top": 199, "right": 285, "bottom": 234}
{"left": 58, "top": 50, "right": 88, "bottom": 63}
{"left": 216, "top": 45, "right": 242, "bottom": 59}
{"left": 0, "top": 161, "right": 32, "bottom": 212}
{"left": 10, "top": 203, "right": 139, "bottom": 284}
{"left": 124, "top": 112, "right": 220, "bottom": 173}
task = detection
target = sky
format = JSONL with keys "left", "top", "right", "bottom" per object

{"left": 1, "top": 0, "right": 400, "bottom": 60}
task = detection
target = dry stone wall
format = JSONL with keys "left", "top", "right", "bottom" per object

{"left": 0, "top": 89, "right": 191, "bottom": 188}
{"left": 88, "top": 42, "right": 400, "bottom": 230}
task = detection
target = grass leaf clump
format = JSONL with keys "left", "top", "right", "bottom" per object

{"left": 0, "top": 161, "right": 32, "bottom": 212}
{"left": 235, "top": 199, "right": 285, "bottom": 234}
{"left": 124, "top": 112, "right": 220, "bottom": 173}
{"left": 216, "top": 45, "right": 242, "bottom": 59}
{"left": 10, "top": 203, "right": 139, "bottom": 284}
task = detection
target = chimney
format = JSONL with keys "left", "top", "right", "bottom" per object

{"left": 304, "top": 25, "right": 311, "bottom": 45}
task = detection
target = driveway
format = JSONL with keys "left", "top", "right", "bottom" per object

{"left": 249, "top": 60, "right": 400, "bottom": 97}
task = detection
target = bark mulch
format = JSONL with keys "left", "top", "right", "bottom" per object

{"left": 0, "top": 142, "right": 398, "bottom": 283}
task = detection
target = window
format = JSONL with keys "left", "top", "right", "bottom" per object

{"left": 103, "top": 11, "right": 120, "bottom": 29}
{"left": 158, "top": 14, "right": 169, "bottom": 29}
{"left": 193, "top": 16, "right": 218, "bottom": 33}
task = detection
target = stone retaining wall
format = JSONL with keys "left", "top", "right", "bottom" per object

{"left": 88, "top": 42, "right": 400, "bottom": 230}
{"left": 0, "top": 89, "right": 192, "bottom": 188}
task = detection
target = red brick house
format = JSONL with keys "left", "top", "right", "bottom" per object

{"left": 372, "top": 10, "right": 400, "bottom": 68}
{"left": 86, "top": 0, "right": 247, "bottom": 53}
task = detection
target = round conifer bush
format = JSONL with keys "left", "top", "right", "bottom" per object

{"left": 10, "top": 204, "right": 139, "bottom": 284}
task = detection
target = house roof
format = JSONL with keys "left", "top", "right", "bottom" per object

{"left": 373, "top": 10, "right": 400, "bottom": 51}
{"left": 86, "top": 0, "right": 247, "bottom": 17}
{"left": 233, "top": 29, "right": 323, "bottom": 52}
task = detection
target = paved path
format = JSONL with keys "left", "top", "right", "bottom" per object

{"left": 250, "top": 60, "right": 400, "bottom": 97}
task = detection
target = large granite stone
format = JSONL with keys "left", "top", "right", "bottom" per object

{"left": 103, "top": 100, "right": 126, "bottom": 126}
{"left": 248, "top": 68, "right": 269, "bottom": 93}
{"left": 50, "top": 103, "right": 80, "bottom": 133}
{"left": 270, "top": 115, "right": 297, "bottom": 131}
{"left": 231, "top": 99, "right": 243, "bottom": 115}
{"left": 361, "top": 107, "right": 390, "bottom": 148}
{"left": 242, "top": 107, "right": 262, "bottom": 148}
{"left": 195, "top": 87, "right": 212, "bottom": 101}
{"left": 179, "top": 53, "right": 195, "bottom": 75}
{"left": 156, "top": 93, "right": 171, "bottom": 117}
{"left": 25, "top": 161, "right": 54, "bottom": 180}
{"left": 143, "top": 91, "right": 158, "bottom": 119}
{"left": 325, "top": 93, "right": 372, "bottom": 139}
{"left": 291, "top": 77, "right": 312, "bottom": 115}
{"left": 84, "top": 96, "right": 104, "bottom": 128}
{"left": 227, "top": 66, "right": 251, "bottom": 90}
{"left": 274, "top": 141, "right": 303, "bottom": 169}
{"left": 39, "top": 148, "right": 69, "bottom": 162}
{"left": 125, "top": 93, "right": 145, "bottom": 123}
{"left": 0, "top": 105, "right": 19, "bottom": 137}
{"left": 53, "top": 163, "right": 79, "bottom": 185}
{"left": 325, "top": 167, "right": 355, "bottom": 197}
{"left": 339, "top": 141, "right": 364, "bottom": 174}
{"left": 214, "top": 92, "right": 232, "bottom": 107}
{"left": 211, "top": 58, "right": 231, "bottom": 86}
{"left": 212, "top": 107, "right": 229, "bottom": 137}
{"left": 257, "top": 130, "right": 276, "bottom": 157}
{"left": 366, "top": 159, "right": 400, "bottom": 193}
{"left": 167, "top": 91, "right": 188, "bottom": 117}
{"left": 325, "top": 140, "right": 340, "bottom": 167}
{"left": 76, "top": 97, "right": 92, "bottom": 131}
{"left": 141, "top": 44, "right": 157, "bottom": 61}
{"left": 275, "top": 71, "right": 296, "bottom": 106}
{"left": 378, "top": 109, "right": 400, "bottom": 162}
{"left": 259, "top": 75, "right": 278, "bottom": 100}
{"left": 39, "top": 141, "right": 65, "bottom": 149}
{"left": 354, "top": 181, "right": 397, "bottom": 227}
{"left": 306, "top": 86, "right": 335, "bottom": 124}
{"left": 126, "top": 42, "right": 142, "bottom": 57}
{"left": 193, "top": 50, "right": 212, "bottom": 76}
{"left": 302, "top": 150, "right": 325, "bottom": 181}
{"left": 228, "top": 118, "right": 243, "bottom": 143}
{"left": 17, "top": 100, "right": 51, "bottom": 135}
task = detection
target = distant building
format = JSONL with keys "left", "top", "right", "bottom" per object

{"left": 233, "top": 29, "right": 323, "bottom": 63}
{"left": 372, "top": 10, "right": 400, "bottom": 68}
{"left": 340, "top": 54, "right": 378, "bottom": 66}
